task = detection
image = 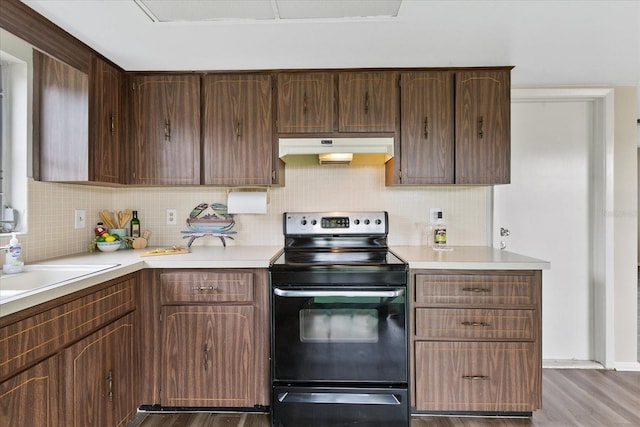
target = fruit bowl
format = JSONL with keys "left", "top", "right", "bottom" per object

{"left": 96, "top": 241, "right": 121, "bottom": 252}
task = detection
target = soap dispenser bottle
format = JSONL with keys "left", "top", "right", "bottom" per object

{"left": 4, "top": 232, "right": 24, "bottom": 274}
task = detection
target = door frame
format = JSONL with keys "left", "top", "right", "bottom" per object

{"left": 502, "top": 88, "right": 615, "bottom": 367}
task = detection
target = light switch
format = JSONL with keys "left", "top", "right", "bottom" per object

{"left": 74, "top": 209, "right": 86, "bottom": 229}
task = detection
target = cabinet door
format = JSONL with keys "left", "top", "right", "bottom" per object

{"left": 277, "top": 72, "right": 334, "bottom": 133}
{"left": 455, "top": 70, "right": 510, "bottom": 184}
{"left": 62, "top": 314, "right": 135, "bottom": 427}
{"left": 34, "top": 50, "right": 89, "bottom": 182}
{"left": 132, "top": 75, "right": 200, "bottom": 184}
{"left": 0, "top": 356, "right": 59, "bottom": 427}
{"left": 400, "top": 72, "right": 454, "bottom": 184}
{"left": 338, "top": 71, "right": 397, "bottom": 132}
{"left": 90, "top": 56, "right": 123, "bottom": 183}
{"left": 203, "top": 74, "right": 273, "bottom": 185}
{"left": 163, "top": 305, "right": 254, "bottom": 407}
{"left": 415, "top": 341, "right": 537, "bottom": 412}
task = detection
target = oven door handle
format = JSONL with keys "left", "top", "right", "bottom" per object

{"left": 273, "top": 288, "right": 404, "bottom": 298}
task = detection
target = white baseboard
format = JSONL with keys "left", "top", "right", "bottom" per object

{"left": 542, "top": 359, "right": 604, "bottom": 369}
{"left": 609, "top": 361, "right": 640, "bottom": 371}
{"left": 543, "top": 359, "right": 640, "bottom": 371}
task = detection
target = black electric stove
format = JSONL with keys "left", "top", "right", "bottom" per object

{"left": 269, "top": 212, "right": 409, "bottom": 427}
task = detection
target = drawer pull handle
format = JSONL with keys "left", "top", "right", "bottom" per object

{"left": 204, "top": 344, "right": 209, "bottom": 371}
{"left": 194, "top": 286, "right": 218, "bottom": 292}
{"left": 461, "top": 321, "right": 490, "bottom": 327}
{"left": 462, "top": 375, "right": 489, "bottom": 381}
{"left": 107, "top": 370, "right": 113, "bottom": 401}
{"left": 461, "top": 287, "right": 491, "bottom": 293}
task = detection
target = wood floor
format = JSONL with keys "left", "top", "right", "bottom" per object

{"left": 128, "top": 369, "right": 640, "bottom": 427}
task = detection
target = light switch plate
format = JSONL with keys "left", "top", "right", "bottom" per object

{"left": 74, "top": 209, "right": 86, "bottom": 229}
{"left": 166, "top": 209, "right": 177, "bottom": 225}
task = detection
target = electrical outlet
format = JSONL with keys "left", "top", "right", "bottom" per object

{"left": 166, "top": 209, "right": 177, "bottom": 225}
{"left": 74, "top": 209, "right": 86, "bottom": 229}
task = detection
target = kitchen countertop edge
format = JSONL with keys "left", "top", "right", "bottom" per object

{"left": 1, "top": 245, "right": 548, "bottom": 318}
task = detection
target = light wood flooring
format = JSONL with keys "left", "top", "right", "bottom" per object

{"left": 128, "top": 369, "right": 640, "bottom": 427}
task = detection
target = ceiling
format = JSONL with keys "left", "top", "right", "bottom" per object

{"left": 133, "top": 0, "right": 403, "bottom": 21}
{"left": 19, "top": 0, "right": 640, "bottom": 92}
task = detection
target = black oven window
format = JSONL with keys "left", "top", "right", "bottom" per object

{"left": 300, "top": 308, "right": 378, "bottom": 343}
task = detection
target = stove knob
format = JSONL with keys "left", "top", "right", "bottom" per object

{"left": 375, "top": 219, "right": 382, "bottom": 225}
{"left": 364, "top": 219, "right": 370, "bottom": 225}
{"left": 301, "top": 219, "right": 307, "bottom": 226}
{"left": 311, "top": 219, "right": 317, "bottom": 225}
{"left": 354, "top": 219, "right": 360, "bottom": 225}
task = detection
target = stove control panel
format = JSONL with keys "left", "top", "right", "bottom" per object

{"left": 284, "top": 212, "right": 388, "bottom": 235}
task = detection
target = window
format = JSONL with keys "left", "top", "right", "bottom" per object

{"left": 0, "top": 29, "right": 30, "bottom": 235}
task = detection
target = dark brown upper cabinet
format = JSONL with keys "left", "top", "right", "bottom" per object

{"left": 130, "top": 75, "right": 201, "bottom": 185}
{"left": 34, "top": 53, "right": 126, "bottom": 185}
{"left": 277, "top": 72, "right": 334, "bottom": 134}
{"left": 338, "top": 71, "right": 398, "bottom": 133}
{"left": 398, "top": 71, "right": 455, "bottom": 185}
{"left": 391, "top": 68, "right": 511, "bottom": 186}
{"left": 90, "top": 56, "right": 124, "bottom": 184}
{"left": 202, "top": 74, "right": 274, "bottom": 186}
{"left": 33, "top": 51, "right": 89, "bottom": 182}
{"left": 455, "top": 69, "right": 511, "bottom": 185}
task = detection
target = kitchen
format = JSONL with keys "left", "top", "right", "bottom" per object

{"left": 0, "top": 1, "right": 639, "bottom": 426}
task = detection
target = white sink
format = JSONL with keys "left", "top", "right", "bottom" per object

{"left": 0, "top": 264, "right": 119, "bottom": 301}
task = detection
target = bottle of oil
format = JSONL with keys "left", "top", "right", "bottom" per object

{"left": 432, "top": 211, "right": 447, "bottom": 248}
{"left": 130, "top": 211, "right": 141, "bottom": 238}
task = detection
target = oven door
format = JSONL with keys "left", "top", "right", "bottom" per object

{"left": 272, "top": 286, "right": 407, "bottom": 384}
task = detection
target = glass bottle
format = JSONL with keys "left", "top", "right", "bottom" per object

{"left": 433, "top": 211, "right": 447, "bottom": 247}
{"left": 130, "top": 211, "right": 141, "bottom": 238}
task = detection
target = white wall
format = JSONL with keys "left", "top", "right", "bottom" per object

{"left": 612, "top": 87, "right": 638, "bottom": 369}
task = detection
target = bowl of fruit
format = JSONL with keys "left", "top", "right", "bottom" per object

{"left": 95, "top": 233, "right": 121, "bottom": 252}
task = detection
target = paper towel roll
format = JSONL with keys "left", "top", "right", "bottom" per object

{"left": 227, "top": 191, "right": 268, "bottom": 214}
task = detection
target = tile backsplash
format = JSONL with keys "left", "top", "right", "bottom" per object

{"left": 3, "top": 158, "right": 491, "bottom": 263}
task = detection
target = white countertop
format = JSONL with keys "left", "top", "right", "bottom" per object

{"left": 391, "top": 245, "right": 550, "bottom": 270}
{"left": 1, "top": 245, "right": 547, "bottom": 318}
{"left": 0, "top": 246, "right": 282, "bottom": 317}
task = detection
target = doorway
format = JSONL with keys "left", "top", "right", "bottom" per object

{"left": 493, "top": 88, "right": 614, "bottom": 366}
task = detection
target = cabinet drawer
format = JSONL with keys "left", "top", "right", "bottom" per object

{"left": 415, "top": 308, "right": 535, "bottom": 340}
{"left": 161, "top": 271, "right": 253, "bottom": 304}
{"left": 0, "top": 279, "right": 135, "bottom": 382}
{"left": 414, "top": 341, "right": 536, "bottom": 412}
{"left": 415, "top": 273, "right": 535, "bottom": 306}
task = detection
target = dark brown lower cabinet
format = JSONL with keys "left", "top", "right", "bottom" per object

{"left": 163, "top": 306, "right": 254, "bottom": 407}
{"left": 0, "top": 356, "right": 59, "bottom": 427}
{"left": 0, "top": 276, "right": 137, "bottom": 427}
{"left": 411, "top": 270, "right": 542, "bottom": 414}
{"left": 415, "top": 341, "right": 537, "bottom": 412}
{"left": 159, "top": 269, "right": 269, "bottom": 409}
{"left": 62, "top": 313, "right": 135, "bottom": 427}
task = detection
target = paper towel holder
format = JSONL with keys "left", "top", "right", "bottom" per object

{"left": 226, "top": 187, "right": 270, "bottom": 214}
